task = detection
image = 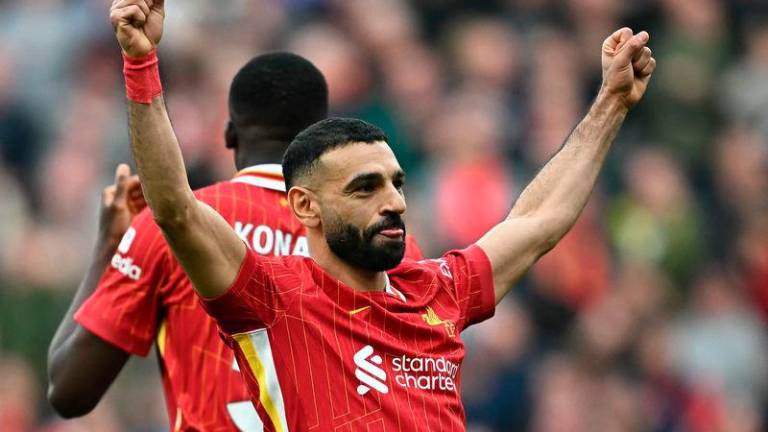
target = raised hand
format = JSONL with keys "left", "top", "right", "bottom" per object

{"left": 99, "top": 164, "right": 143, "bottom": 248}
{"left": 110, "top": 0, "right": 165, "bottom": 57}
{"left": 600, "top": 28, "right": 656, "bottom": 109}
{"left": 125, "top": 176, "right": 148, "bottom": 216}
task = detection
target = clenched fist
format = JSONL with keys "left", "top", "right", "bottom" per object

{"left": 600, "top": 28, "right": 656, "bottom": 110}
{"left": 110, "top": 0, "right": 165, "bottom": 57}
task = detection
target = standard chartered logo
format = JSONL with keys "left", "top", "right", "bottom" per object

{"left": 392, "top": 355, "right": 458, "bottom": 392}
{"left": 354, "top": 345, "right": 389, "bottom": 395}
{"left": 354, "top": 345, "right": 460, "bottom": 396}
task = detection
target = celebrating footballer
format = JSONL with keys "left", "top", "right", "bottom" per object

{"left": 104, "top": 0, "right": 656, "bottom": 430}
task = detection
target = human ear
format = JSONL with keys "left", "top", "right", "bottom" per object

{"left": 287, "top": 186, "right": 320, "bottom": 228}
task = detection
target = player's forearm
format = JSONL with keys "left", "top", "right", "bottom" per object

{"left": 48, "top": 241, "right": 115, "bottom": 357}
{"left": 509, "top": 92, "right": 627, "bottom": 241}
{"left": 127, "top": 97, "right": 196, "bottom": 229}
{"left": 47, "top": 241, "right": 119, "bottom": 417}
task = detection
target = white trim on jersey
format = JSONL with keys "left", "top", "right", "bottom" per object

{"left": 231, "top": 164, "right": 286, "bottom": 192}
{"left": 384, "top": 274, "right": 407, "bottom": 302}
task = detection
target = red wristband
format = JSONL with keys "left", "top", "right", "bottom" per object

{"left": 123, "top": 49, "right": 163, "bottom": 104}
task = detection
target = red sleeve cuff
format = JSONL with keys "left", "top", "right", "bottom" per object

{"left": 461, "top": 244, "right": 497, "bottom": 328}
{"left": 74, "top": 308, "right": 153, "bottom": 357}
{"left": 199, "top": 249, "right": 259, "bottom": 334}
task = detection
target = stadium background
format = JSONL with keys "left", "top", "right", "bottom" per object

{"left": 1, "top": 0, "right": 767, "bottom": 430}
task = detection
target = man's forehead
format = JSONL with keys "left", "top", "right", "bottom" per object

{"left": 318, "top": 141, "right": 401, "bottom": 181}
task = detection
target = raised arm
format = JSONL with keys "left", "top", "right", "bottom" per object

{"left": 47, "top": 165, "right": 140, "bottom": 417}
{"left": 477, "top": 28, "right": 657, "bottom": 304}
{"left": 111, "top": 0, "right": 244, "bottom": 297}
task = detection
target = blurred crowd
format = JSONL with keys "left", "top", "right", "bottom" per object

{"left": 1, "top": 0, "right": 767, "bottom": 431}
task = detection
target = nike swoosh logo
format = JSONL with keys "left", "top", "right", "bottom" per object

{"left": 349, "top": 306, "right": 371, "bottom": 316}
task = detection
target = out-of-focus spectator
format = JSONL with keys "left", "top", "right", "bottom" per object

{"left": 609, "top": 147, "right": 707, "bottom": 289}
{"left": 0, "top": 165, "right": 29, "bottom": 276}
{"left": 0, "top": 51, "right": 44, "bottom": 213}
{"left": 447, "top": 16, "right": 523, "bottom": 91}
{"left": 334, "top": 0, "right": 419, "bottom": 56}
{"left": 738, "top": 218, "right": 768, "bottom": 324}
{"left": 463, "top": 300, "right": 533, "bottom": 431}
{"left": 288, "top": 23, "right": 372, "bottom": 111}
{"left": 713, "top": 126, "right": 768, "bottom": 223}
{"left": 446, "top": 16, "right": 528, "bottom": 150}
{"left": 567, "top": 0, "right": 623, "bottom": 85}
{"left": 526, "top": 28, "right": 584, "bottom": 165}
{"left": 413, "top": 89, "right": 515, "bottom": 253}
{"left": 0, "top": 355, "right": 37, "bottom": 432}
{"left": 529, "top": 355, "right": 592, "bottom": 432}
{"left": 646, "top": 0, "right": 729, "bottom": 174}
{"left": 722, "top": 23, "right": 768, "bottom": 138}
{"left": 380, "top": 41, "right": 444, "bottom": 128}
{"left": 670, "top": 266, "right": 768, "bottom": 431}
{"left": 530, "top": 201, "right": 612, "bottom": 311}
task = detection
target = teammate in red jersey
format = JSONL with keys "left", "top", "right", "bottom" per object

{"left": 47, "top": 38, "right": 422, "bottom": 430}
{"left": 109, "top": 0, "right": 655, "bottom": 430}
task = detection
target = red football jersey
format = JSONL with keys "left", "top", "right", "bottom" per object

{"left": 201, "top": 244, "right": 496, "bottom": 431}
{"left": 75, "top": 164, "right": 425, "bottom": 431}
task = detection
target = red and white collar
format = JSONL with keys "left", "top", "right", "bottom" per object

{"left": 384, "top": 274, "right": 407, "bottom": 302}
{"left": 231, "top": 164, "right": 285, "bottom": 192}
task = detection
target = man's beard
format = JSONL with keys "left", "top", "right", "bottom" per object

{"left": 325, "top": 212, "right": 406, "bottom": 272}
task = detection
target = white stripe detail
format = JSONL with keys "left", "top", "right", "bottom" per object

{"left": 231, "top": 176, "right": 286, "bottom": 192}
{"left": 227, "top": 401, "right": 265, "bottom": 431}
{"left": 384, "top": 274, "right": 406, "bottom": 302}
{"left": 248, "top": 329, "right": 289, "bottom": 431}
{"left": 245, "top": 164, "right": 283, "bottom": 175}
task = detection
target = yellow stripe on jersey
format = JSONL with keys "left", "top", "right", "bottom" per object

{"left": 233, "top": 330, "right": 289, "bottom": 432}
{"left": 157, "top": 320, "right": 167, "bottom": 357}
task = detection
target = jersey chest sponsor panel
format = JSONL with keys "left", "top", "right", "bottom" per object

{"left": 203, "top": 246, "right": 496, "bottom": 431}
{"left": 75, "top": 166, "right": 307, "bottom": 431}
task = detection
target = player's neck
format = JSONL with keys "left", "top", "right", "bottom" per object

{"left": 234, "top": 154, "right": 283, "bottom": 171}
{"left": 309, "top": 236, "right": 388, "bottom": 293}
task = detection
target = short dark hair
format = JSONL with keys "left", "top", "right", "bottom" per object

{"left": 228, "top": 52, "right": 328, "bottom": 137}
{"left": 282, "top": 118, "right": 389, "bottom": 189}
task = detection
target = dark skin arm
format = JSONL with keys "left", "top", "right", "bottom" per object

{"left": 47, "top": 165, "right": 146, "bottom": 418}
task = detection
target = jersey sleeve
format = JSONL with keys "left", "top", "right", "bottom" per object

{"left": 427, "top": 245, "right": 496, "bottom": 330}
{"left": 199, "top": 248, "right": 296, "bottom": 336}
{"left": 74, "top": 210, "right": 169, "bottom": 356}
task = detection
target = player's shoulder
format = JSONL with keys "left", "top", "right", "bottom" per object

{"left": 192, "top": 180, "right": 241, "bottom": 200}
{"left": 389, "top": 258, "right": 447, "bottom": 280}
{"left": 194, "top": 180, "right": 286, "bottom": 209}
{"left": 388, "top": 246, "right": 488, "bottom": 296}
{"left": 388, "top": 258, "right": 447, "bottom": 291}
{"left": 246, "top": 252, "right": 317, "bottom": 286}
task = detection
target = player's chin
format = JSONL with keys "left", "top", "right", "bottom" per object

{"left": 366, "top": 238, "right": 404, "bottom": 266}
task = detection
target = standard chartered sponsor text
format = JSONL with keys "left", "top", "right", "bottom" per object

{"left": 392, "top": 355, "right": 459, "bottom": 392}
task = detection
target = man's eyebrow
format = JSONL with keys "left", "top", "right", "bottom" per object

{"left": 343, "top": 172, "right": 384, "bottom": 192}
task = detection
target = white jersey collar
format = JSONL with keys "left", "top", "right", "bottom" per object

{"left": 231, "top": 164, "right": 286, "bottom": 192}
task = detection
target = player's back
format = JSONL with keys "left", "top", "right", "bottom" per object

{"left": 77, "top": 165, "right": 305, "bottom": 431}
{"left": 163, "top": 172, "right": 308, "bottom": 429}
